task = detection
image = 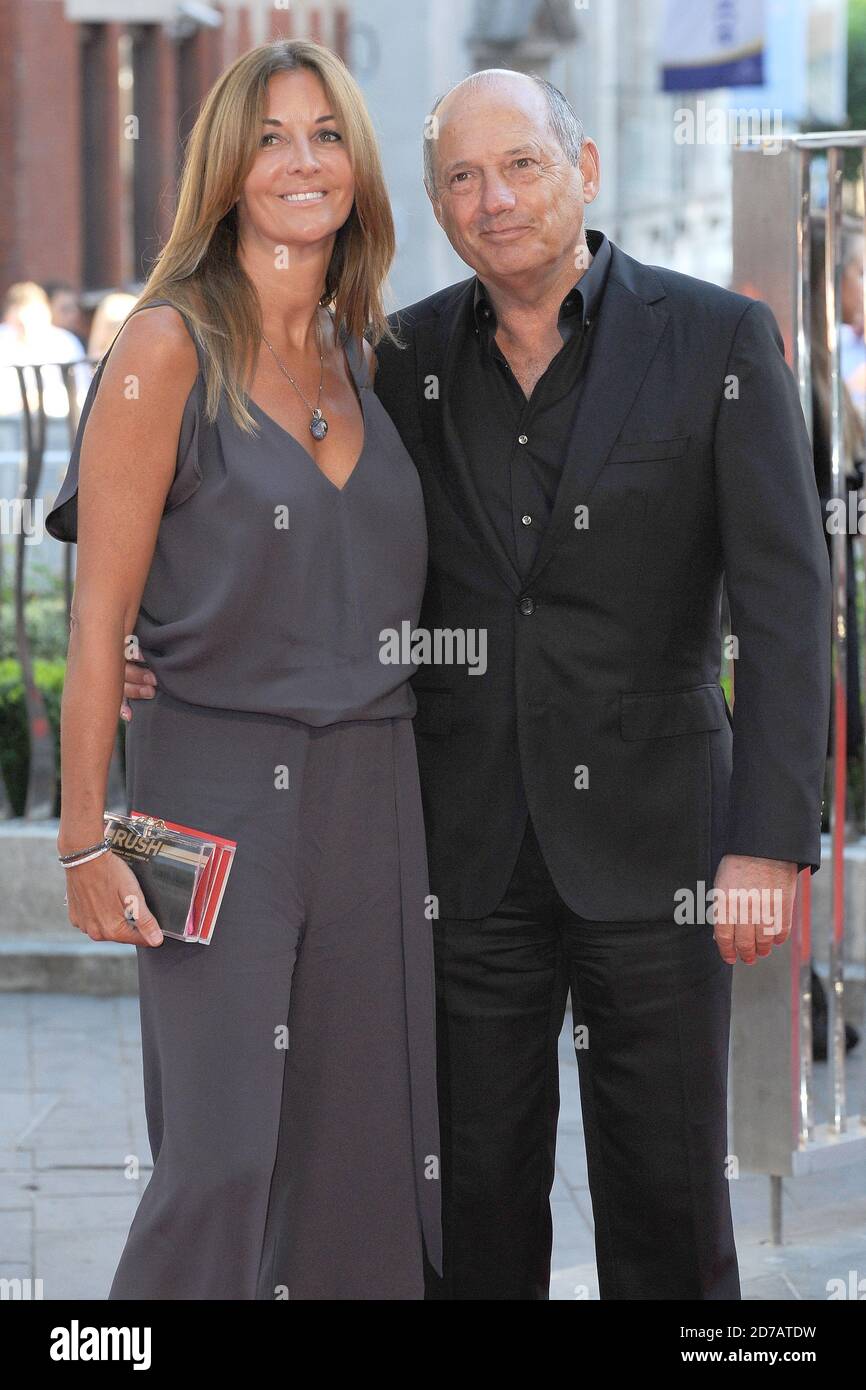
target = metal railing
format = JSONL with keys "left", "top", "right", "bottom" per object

{"left": 731, "top": 133, "right": 866, "bottom": 1232}
{"left": 0, "top": 359, "right": 126, "bottom": 821}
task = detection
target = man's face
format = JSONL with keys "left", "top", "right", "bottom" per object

{"left": 427, "top": 77, "right": 599, "bottom": 286}
{"left": 51, "top": 291, "right": 81, "bottom": 334}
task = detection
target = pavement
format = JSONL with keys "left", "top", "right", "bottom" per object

{"left": 550, "top": 1011, "right": 866, "bottom": 1301}
{"left": 1, "top": 990, "right": 864, "bottom": 1301}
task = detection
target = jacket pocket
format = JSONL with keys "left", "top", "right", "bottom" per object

{"left": 620, "top": 683, "right": 726, "bottom": 740}
{"left": 606, "top": 435, "right": 690, "bottom": 465}
{"left": 412, "top": 688, "right": 454, "bottom": 736}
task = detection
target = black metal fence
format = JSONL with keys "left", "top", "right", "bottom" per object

{"left": 0, "top": 359, "right": 125, "bottom": 821}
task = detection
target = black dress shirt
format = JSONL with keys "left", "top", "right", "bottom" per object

{"left": 451, "top": 227, "right": 612, "bottom": 575}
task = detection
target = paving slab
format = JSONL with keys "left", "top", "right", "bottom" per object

{"left": 0, "top": 991, "right": 862, "bottom": 1302}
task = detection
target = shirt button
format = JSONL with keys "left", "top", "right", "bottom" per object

{"left": 519, "top": 596, "right": 535, "bottom": 615}
{"left": 518, "top": 434, "right": 528, "bottom": 444}
{"left": 521, "top": 514, "right": 532, "bottom": 526}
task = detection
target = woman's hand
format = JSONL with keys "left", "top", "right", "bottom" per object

{"left": 64, "top": 850, "right": 164, "bottom": 946}
{"left": 120, "top": 659, "right": 157, "bottom": 723}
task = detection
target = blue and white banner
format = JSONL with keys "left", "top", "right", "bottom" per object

{"left": 660, "top": 0, "right": 766, "bottom": 91}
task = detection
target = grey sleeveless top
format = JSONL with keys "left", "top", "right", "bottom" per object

{"left": 45, "top": 301, "right": 428, "bottom": 726}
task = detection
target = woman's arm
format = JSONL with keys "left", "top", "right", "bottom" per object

{"left": 58, "top": 306, "right": 198, "bottom": 941}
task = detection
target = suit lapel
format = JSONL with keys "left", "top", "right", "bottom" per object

{"left": 415, "top": 283, "right": 525, "bottom": 595}
{"left": 521, "top": 249, "right": 670, "bottom": 591}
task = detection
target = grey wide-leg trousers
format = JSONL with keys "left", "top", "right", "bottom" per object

{"left": 108, "top": 688, "right": 442, "bottom": 1300}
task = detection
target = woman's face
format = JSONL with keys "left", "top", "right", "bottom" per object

{"left": 237, "top": 68, "right": 355, "bottom": 257}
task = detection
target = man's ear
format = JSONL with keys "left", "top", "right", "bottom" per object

{"left": 579, "top": 139, "right": 601, "bottom": 206}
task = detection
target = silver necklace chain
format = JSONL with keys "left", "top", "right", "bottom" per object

{"left": 260, "top": 315, "right": 329, "bottom": 439}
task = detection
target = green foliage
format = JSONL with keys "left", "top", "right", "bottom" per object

{"left": 720, "top": 671, "right": 733, "bottom": 705}
{"left": 849, "top": 0, "right": 866, "bottom": 133}
{"left": 842, "top": 0, "right": 866, "bottom": 180}
{"left": 0, "top": 561, "right": 71, "bottom": 662}
{"left": 0, "top": 558, "right": 78, "bottom": 811}
{"left": 0, "top": 658, "right": 125, "bottom": 818}
{"left": 0, "top": 658, "right": 66, "bottom": 815}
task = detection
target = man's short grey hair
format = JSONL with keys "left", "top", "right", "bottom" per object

{"left": 422, "top": 71, "right": 585, "bottom": 195}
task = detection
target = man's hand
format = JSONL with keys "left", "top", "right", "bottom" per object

{"left": 121, "top": 648, "right": 157, "bottom": 723}
{"left": 711, "top": 854, "right": 798, "bottom": 965}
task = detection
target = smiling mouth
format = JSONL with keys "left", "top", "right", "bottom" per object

{"left": 482, "top": 225, "right": 530, "bottom": 237}
{"left": 279, "top": 191, "right": 328, "bottom": 203}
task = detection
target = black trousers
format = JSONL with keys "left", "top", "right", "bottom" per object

{"left": 423, "top": 816, "right": 741, "bottom": 1300}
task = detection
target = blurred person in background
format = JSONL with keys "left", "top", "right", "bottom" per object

{"left": 87, "top": 291, "right": 138, "bottom": 362}
{"left": 43, "top": 279, "right": 86, "bottom": 350}
{"left": 0, "top": 281, "right": 89, "bottom": 418}
{"left": 840, "top": 227, "right": 865, "bottom": 421}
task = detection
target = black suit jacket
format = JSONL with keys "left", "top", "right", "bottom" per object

{"left": 374, "top": 240, "right": 832, "bottom": 921}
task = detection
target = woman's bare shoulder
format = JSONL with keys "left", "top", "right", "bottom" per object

{"left": 100, "top": 303, "right": 198, "bottom": 395}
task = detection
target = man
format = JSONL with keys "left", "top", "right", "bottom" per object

{"left": 120, "top": 71, "right": 831, "bottom": 1300}
{"left": 43, "top": 280, "right": 86, "bottom": 349}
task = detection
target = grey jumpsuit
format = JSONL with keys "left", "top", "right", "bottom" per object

{"left": 45, "top": 300, "right": 443, "bottom": 1300}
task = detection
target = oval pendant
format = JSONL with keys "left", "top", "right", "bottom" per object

{"left": 310, "top": 410, "right": 328, "bottom": 441}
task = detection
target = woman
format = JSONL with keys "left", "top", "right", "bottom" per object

{"left": 46, "top": 39, "right": 441, "bottom": 1300}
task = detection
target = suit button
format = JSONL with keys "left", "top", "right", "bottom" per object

{"left": 519, "top": 596, "right": 535, "bottom": 615}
